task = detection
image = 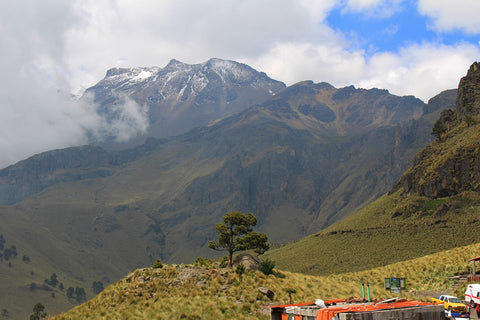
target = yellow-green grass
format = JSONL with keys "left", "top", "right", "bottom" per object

{"left": 52, "top": 242, "right": 480, "bottom": 319}
{"left": 265, "top": 189, "right": 480, "bottom": 275}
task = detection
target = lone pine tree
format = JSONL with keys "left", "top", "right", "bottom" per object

{"left": 208, "top": 211, "right": 269, "bottom": 267}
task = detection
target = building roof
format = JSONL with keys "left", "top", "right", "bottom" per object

{"left": 269, "top": 299, "right": 347, "bottom": 309}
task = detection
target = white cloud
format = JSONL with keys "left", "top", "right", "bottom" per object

{"left": 98, "top": 97, "right": 149, "bottom": 143}
{"left": 0, "top": 0, "right": 150, "bottom": 169}
{"left": 298, "top": 0, "right": 338, "bottom": 21}
{"left": 247, "top": 42, "right": 367, "bottom": 87}
{"left": 249, "top": 41, "right": 480, "bottom": 102}
{"left": 418, "top": 0, "right": 480, "bottom": 33}
{"left": 359, "top": 43, "right": 480, "bottom": 100}
{"left": 65, "top": 0, "right": 335, "bottom": 91}
{"left": 343, "top": 0, "right": 403, "bottom": 17}
{"left": 346, "top": 0, "right": 383, "bottom": 10}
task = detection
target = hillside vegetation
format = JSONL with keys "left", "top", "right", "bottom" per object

{"left": 266, "top": 62, "right": 480, "bottom": 276}
{"left": 266, "top": 189, "right": 480, "bottom": 275}
{"left": 52, "top": 242, "right": 480, "bottom": 319}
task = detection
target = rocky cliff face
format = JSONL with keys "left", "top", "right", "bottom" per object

{"left": 0, "top": 146, "right": 115, "bottom": 204}
{"left": 0, "top": 139, "right": 166, "bottom": 205}
{"left": 397, "top": 62, "right": 480, "bottom": 198}
{"left": 456, "top": 62, "right": 480, "bottom": 121}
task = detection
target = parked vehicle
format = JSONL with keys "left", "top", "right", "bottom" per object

{"left": 466, "top": 284, "right": 480, "bottom": 306}
{"left": 431, "top": 295, "right": 467, "bottom": 312}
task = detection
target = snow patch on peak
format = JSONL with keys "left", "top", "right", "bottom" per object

{"left": 102, "top": 67, "right": 160, "bottom": 88}
{"left": 133, "top": 70, "right": 154, "bottom": 81}
{"left": 206, "top": 58, "right": 252, "bottom": 81}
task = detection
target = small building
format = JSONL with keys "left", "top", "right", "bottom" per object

{"left": 469, "top": 257, "right": 480, "bottom": 281}
{"left": 270, "top": 298, "right": 444, "bottom": 320}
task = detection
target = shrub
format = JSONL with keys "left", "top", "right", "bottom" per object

{"left": 44, "top": 273, "right": 58, "bottom": 287}
{"left": 219, "top": 256, "right": 229, "bottom": 268}
{"left": 235, "top": 264, "right": 245, "bottom": 280}
{"left": 75, "top": 287, "right": 87, "bottom": 302}
{"left": 92, "top": 281, "right": 104, "bottom": 294}
{"left": 194, "top": 257, "right": 208, "bottom": 267}
{"left": 66, "top": 287, "right": 74, "bottom": 299}
{"left": 259, "top": 258, "right": 275, "bottom": 275}
{"left": 29, "top": 302, "right": 46, "bottom": 320}
{"left": 152, "top": 259, "right": 163, "bottom": 269}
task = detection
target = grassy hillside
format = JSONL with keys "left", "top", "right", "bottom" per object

{"left": 266, "top": 96, "right": 480, "bottom": 276}
{"left": 51, "top": 242, "right": 480, "bottom": 319}
{"left": 266, "top": 189, "right": 480, "bottom": 275}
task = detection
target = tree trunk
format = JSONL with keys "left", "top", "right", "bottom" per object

{"left": 228, "top": 249, "right": 233, "bottom": 268}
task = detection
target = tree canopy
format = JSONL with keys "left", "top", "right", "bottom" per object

{"left": 208, "top": 211, "right": 269, "bottom": 267}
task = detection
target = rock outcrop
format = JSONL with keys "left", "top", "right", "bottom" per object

{"left": 397, "top": 62, "right": 480, "bottom": 198}
{"left": 456, "top": 62, "right": 480, "bottom": 121}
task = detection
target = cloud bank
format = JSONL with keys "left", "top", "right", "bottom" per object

{"left": 0, "top": 0, "right": 479, "bottom": 168}
{"left": 0, "top": 0, "right": 149, "bottom": 169}
{"left": 418, "top": 0, "right": 480, "bottom": 33}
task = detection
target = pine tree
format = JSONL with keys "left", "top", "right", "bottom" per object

{"left": 208, "top": 211, "right": 269, "bottom": 267}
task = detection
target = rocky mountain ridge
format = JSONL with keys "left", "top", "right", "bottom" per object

{"left": 86, "top": 58, "right": 286, "bottom": 142}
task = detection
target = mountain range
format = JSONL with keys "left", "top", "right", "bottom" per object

{"left": 85, "top": 58, "right": 285, "bottom": 146}
{"left": 0, "top": 58, "right": 457, "bottom": 319}
{"left": 50, "top": 58, "right": 480, "bottom": 317}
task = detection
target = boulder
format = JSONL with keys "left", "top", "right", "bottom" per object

{"left": 258, "top": 287, "right": 275, "bottom": 300}
{"left": 232, "top": 253, "right": 260, "bottom": 271}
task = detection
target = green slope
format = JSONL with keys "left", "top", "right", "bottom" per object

{"left": 265, "top": 189, "right": 480, "bottom": 275}
{"left": 52, "top": 242, "right": 480, "bottom": 319}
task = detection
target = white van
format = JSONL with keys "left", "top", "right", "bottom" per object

{"left": 465, "top": 284, "right": 480, "bottom": 306}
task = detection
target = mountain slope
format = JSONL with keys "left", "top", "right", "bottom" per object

{"left": 266, "top": 62, "right": 480, "bottom": 276}
{"left": 0, "top": 75, "right": 454, "bottom": 318}
{"left": 85, "top": 58, "right": 285, "bottom": 143}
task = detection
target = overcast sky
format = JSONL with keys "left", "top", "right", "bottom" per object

{"left": 1, "top": 0, "right": 480, "bottom": 169}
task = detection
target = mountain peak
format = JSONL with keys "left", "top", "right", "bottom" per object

{"left": 201, "top": 58, "right": 256, "bottom": 82}
{"left": 84, "top": 58, "right": 285, "bottom": 142}
{"left": 165, "top": 58, "right": 188, "bottom": 70}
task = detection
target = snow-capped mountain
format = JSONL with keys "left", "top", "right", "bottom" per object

{"left": 85, "top": 58, "right": 286, "bottom": 143}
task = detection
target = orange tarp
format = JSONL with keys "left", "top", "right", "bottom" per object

{"left": 316, "top": 301, "right": 433, "bottom": 320}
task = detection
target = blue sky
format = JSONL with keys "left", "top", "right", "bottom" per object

{"left": 326, "top": 0, "right": 480, "bottom": 55}
{"left": 1, "top": 0, "right": 480, "bottom": 168}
